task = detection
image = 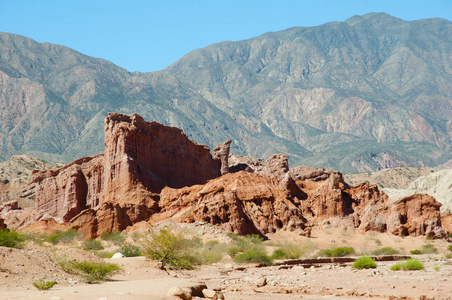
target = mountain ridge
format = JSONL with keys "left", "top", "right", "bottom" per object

{"left": 1, "top": 13, "right": 451, "bottom": 173}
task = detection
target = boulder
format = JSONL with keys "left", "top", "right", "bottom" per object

{"left": 228, "top": 153, "right": 289, "bottom": 179}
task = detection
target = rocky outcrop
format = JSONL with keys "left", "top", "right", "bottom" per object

{"left": 0, "top": 217, "right": 5, "bottom": 229}
{"left": 290, "top": 166, "right": 346, "bottom": 183}
{"left": 157, "top": 171, "right": 309, "bottom": 235}
{"left": 389, "top": 194, "right": 445, "bottom": 238}
{"left": 33, "top": 155, "right": 104, "bottom": 222}
{"left": 154, "top": 170, "right": 446, "bottom": 238}
{"left": 212, "top": 139, "right": 231, "bottom": 175}
{"left": 69, "top": 199, "right": 158, "bottom": 239}
{"left": 32, "top": 113, "right": 221, "bottom": 236}
{"left": 228, "top": 153, "right": 289, "bottom": 178}
{"left": 383, "top": 168, "right": 452, "bottom": 216}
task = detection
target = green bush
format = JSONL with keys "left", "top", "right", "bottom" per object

{"left": 120, "top": 243, "right": 141, "bottom": 257}
{"left": 94, "top": 251, "right": 115, "bottom": 258}
{"left": 352, "top": 256, "right": 377, "bottom": 269}
{"left": 447, "top": 245, "right": 452, "bottom": 252}
{"left": 225, "top": 234, "right": 272, "bottom": 265}
{"left": 410, "top": 249, "right": 422, "bottom": 255}
{"left": 46, "top": 229, "right": 79, "bottom": 245}
{"left": 100, "top": 232, "right": 125, "bottom": 245}
{"left": 33, "top": 280, "right": 56, "bottom": 290}
{"left": 84, "top": 239, "right": 104, "bottom": 251}
{"left": 227, "top": 246, "right": 241, "bottom": 258}
{"left": 421, "top": 244, "right": 438, "bottom": 254}
{"left": 271, "top": 244, "right": 303, "bottom": 260}
{"left": 141, "top": 228, "right": 197, "bottom": 270}
{"left": 390, "top": 259, "right": 424, "bottom": 271}
{"left": 234, "top": 248, "right": 273, "bottom": 265}
{"left": 0, "top": 230, "right": 25, "bottom": 248}
{"left": 320, "top": 247, "right": 355, "bottom": 257}
{"left": 372, "top": 247, "right": 400, "bottom": 256}
{"left": 70, "top": 261, "right": 121, "bottom": 283}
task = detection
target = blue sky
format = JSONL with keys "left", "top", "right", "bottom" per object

{"left": 0, "top": 0, "right": 451, "bottom": 72}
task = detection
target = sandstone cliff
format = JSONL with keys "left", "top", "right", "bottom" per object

{"left": 20, "top": 113, "right": 447, "bottom": 239}
{"left": 31, "top": 113, "right": 221, "bottom": 236}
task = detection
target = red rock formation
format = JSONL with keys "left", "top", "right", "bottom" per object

{"left": 18, "top": 218, "right": 71, "bottom": 235}
{"left": 228, "top": 153, "right": 289, "bottom": 178}
{"left": 157, "top": 171, "right": 308, "bottom": 235}
{"left": 32, "top": 113, "right": 221, "bottom": 237}
{"left": 388, "top": 194, "right": 445, "bottom": 238}
{"left": 0, "top": 218, "right": 5, "bottom": 229}
{"left": 155, "top": 171, "right": 446, "bottom": 238}
{"left": 441, "top": 215, "right": 452, "bottom": 235}
{"left": 212, "top": 139, "right": 231, "bottom": 175}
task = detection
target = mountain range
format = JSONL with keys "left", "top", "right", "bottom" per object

{"left": 1, "top": 13, "right": 452, "bottom": 173}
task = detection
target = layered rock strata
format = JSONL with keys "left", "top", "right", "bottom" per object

{"left": 27, "top": 113, "right": 446, "bottom": 239}
{"left": 156, "top": 171, "right": 446, "bottom": 238}
{"left": 32, "top": 113, "right": 221, "bottom": 236}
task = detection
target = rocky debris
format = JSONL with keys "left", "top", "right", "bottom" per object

{"left": 0, "top": 199, "right": 36, "bottom": 229}
{"left": 167, "top": 283, "right": 207, "bottom": 300}
{"left": 202, "top": 289, "right": 225, "bottom": 299}
{"left": 31, "top": 113, "right": 221, "bottom": 237}
{"left": 168, "top": 287, "right": 193, "bottom": 300}
{"left": 212, "top": 139, "right": 231, "bottom": 175}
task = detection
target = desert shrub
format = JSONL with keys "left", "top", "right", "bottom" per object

{"left": 100, "top": 231, "right": 125, "bottom": 245}
{"left": 390, "top": 259, "right": 424, "bottom": 271}
{"left": 234, "top": 248, "right": 273, "bottom": 265}
{"left": 0, "top": 229, "right": 25, "bottom": 248}
{"left": 227, "top": 246, "right": 241, "bottom": 258}
{"left": 390, "top": 263, "right": 402, "bottom": 271}
{"left": 33, "top": 280, "right": 56, "bottom": 290}
{"left": 421, "top": 244, "right": 438, "bottom": 254}
{"left": 433, "top": 265, "right": 441, "bottom": 271}
{"left": 84, "top": 239, "right": 104, "bottom": 251}
{"left": 372, "top": 247, "right": 400, "bottom": 256}
{"left": 141, "top": 228, "right": 197, "bottom": 270}
{"left": 46, "top": 229, "right": 79, "bottom": 244}
{"left": 226, "top": 234, "right": 272, "bottom": 265}
{"left": 94, "top": 251, "right": 115, "bottom": 258}
{"left": 70, "top": 261, "right": 121, "bottom": 283}
{"left": 410, "top": 249, "right": 422, "bottom": 255}
{"left": 272, "top": 244, "right": 303, "bottom": 260}
{"left": 320, "top": 247, "right": 355, "bottom": 257}
{"left": 119, "top": 243, "right": 141, "bottom": 257}
{"left": 352, "top": 256, "right": 377, "bottom": 269}
{"left": 447, "top": 245, "right": 452, "bottom": 252}
{"left": 446, "top": 253, "right": 452, "bottom": 259}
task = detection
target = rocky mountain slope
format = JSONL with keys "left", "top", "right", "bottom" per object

{"left": 344, "top": 167, "right": 435, "bottom": 189}
{"left": 1, "top": 13, "right": 452, "bottom": 172}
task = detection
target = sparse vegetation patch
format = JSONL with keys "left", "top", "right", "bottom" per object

{"left": 0, "top": 229, "right": 25, "bottom": 248}
{"left": 33, "top": 280, "right": 56, "bottom": 290}
{"left": 390, "top": 259, "right": 424, "bottom": 271}
{"left": 352, "top": 256, "right": 377, "bottom": 269}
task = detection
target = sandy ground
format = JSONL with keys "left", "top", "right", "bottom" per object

{"left": 1, "top": 225, "right": 452, "bottom": 300}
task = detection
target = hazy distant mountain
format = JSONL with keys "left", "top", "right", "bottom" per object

{"left": 1, "top": 13, "right": 452, "bottom": 173}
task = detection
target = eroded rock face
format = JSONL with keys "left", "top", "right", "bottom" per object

{"left": 157, "top": 171, "right": 308, "bottom": 235}
{"left": 212, "top": 139, "right": 231, "bottom": 175}
{"left": 33, "top": 155, "right": 103, "bottom": 223}
{"left": 32, "top": 113, "right": 221, "bottom": 236}
{"left": 228, "top": 153, "right": 289, "bottom": 178}
{"left": 156, "top": 171, "right": 446, "bottom": 238}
